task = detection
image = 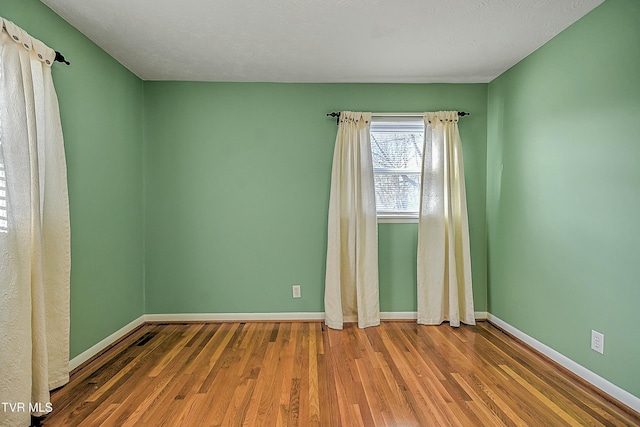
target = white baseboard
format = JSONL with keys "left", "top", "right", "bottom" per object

{"left": 69, "top": 315, "right": 145, "bottom": 371}
{"left": 487, "top": 313, "right": 640, "bottom": 414}
{"left": 381, "top": 311, "right": 485, "bottom": 320}
{"left": 381, "top": 311, "right": 416, "bottom": 320}
{"left": 474, "top": 311, "right": 488, "bottom": 320}
{"left": 143, "top": 312, "right": 326, "bottom": 322}
{"left": 145, "top": 311, "right": 487, "bottom": 322}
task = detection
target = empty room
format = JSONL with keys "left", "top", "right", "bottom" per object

{"left": 1, "top": 0, "right": 639, "bottom": 425}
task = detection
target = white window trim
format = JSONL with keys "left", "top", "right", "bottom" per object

{"left": 377, "top": 214, "right": 419, "bottom": 224}
{"left": 371, "top": 116, "right": 424, "bottom": 224}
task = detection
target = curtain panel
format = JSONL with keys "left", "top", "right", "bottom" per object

{"left": 324, "top": 111, "right": 380, "bottom": 330}
{"left": 417, "top": 111, "right": 475, "bottom": 327}
{"left": 0, "top": 17, "right": 70, "bottom": 426}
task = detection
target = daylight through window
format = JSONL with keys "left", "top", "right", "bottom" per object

{"left": 0, "top": 151, "right": 6, "bottom": 233}
{"left": 370, "top": 117, "right": 424, "bottom": 220}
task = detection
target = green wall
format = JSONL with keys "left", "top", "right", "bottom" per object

{"left": 487, "top": 0, "right": 640, "bottom": 398}
{"left": 144, "top": 82, "right": 488, "bottom": 314}
{"left": 1, "top": 0, "right": 145, "bottom": 358}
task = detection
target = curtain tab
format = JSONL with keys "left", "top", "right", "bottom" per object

{"left": 423, "top": 111, "right": 459, "bottom": 125}
{"left": 1, "top": 17, "right": 56, "bottom": 67}
{"left": 339, "top": 111, "right": 371, "bottom": 127}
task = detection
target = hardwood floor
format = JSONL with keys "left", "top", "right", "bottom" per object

{"left": 42, "top": 321, "right": 640, "bottom": 426}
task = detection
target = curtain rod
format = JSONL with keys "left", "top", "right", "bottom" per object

{"left": 326, "top": 111, "right": 470, "bottom": 125}
{"left": 1, "top": 17, "right": 69, "bottom": 64}
{"left": 54, "top": 51, "right": 70, "bottom": 65}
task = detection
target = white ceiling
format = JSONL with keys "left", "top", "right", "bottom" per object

{"left": 40, "top": 0, "right": 604, "bottom": 83}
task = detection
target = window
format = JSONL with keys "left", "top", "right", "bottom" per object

{"left": 370, "top": 117, "right": 424, "bottom": 222}
{"left": 0, "top": 144, "right": 6, "bottom": 233}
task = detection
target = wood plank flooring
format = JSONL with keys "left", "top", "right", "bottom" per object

{"left": 42, "top": 321, "right": 640, "bottom": 426}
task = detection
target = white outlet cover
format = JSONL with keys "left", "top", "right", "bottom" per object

{"left": 292, "top": 285, "right": 301, "bottom": 299}
{"left": 591, "top": 330, "right": 604, "bottom": 354}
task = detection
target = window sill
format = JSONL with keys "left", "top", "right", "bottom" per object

{"left": 377, "top": 215, "right": 419, "bottom": 224}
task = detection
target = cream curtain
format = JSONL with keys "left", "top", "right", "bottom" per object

{"left": 324, "top": 111, "right": 380, "bottom": 329}
{"left": 417, "top": 111, "right": 475, "bottom": 327}
{"left": 0, "top": 18, "right": 70, "bottom": 426}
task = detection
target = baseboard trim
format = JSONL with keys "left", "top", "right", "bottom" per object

{"left": 380, "top": 311, "right": 488, "bottom": 320}
{"left": 381, "top": 311, "right": 416, "bottom": 320}
{"left": 144, "top": 311, "right": 488, "bottom": 322}
{"left": 69, "top": 315, "right": 145, "bottom": 371}
{"left": 143, "top": 312, "right": 326, "bottom": 322}
{"left": 487, "top": 313, "right": 640, "bottom": 414}
{"left": 474, "top": 311, "right": 488, "bottom": 320}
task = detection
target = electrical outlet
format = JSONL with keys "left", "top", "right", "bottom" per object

{"left": 292, "top": 285, "right": 301, "bottom": 299}
{"left": 591, "top": 330, "right": 604, "bottom": 354}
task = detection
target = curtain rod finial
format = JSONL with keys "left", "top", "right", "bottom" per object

{"left": 54, "top": 51, "right": 70, "bottom": 65}
{"left": 327, "top": 112, "right": 341, "bottom": 125}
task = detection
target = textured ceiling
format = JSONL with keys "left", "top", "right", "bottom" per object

{"left": 40, "top": 0, "right": 603, "bottom": 83}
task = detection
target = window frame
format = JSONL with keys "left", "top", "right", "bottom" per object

{"left": 0, "top": 151, "right": 6, "bottom": 233}
{"left": 369, "top": 116, "right": 425, "bottom": 224}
